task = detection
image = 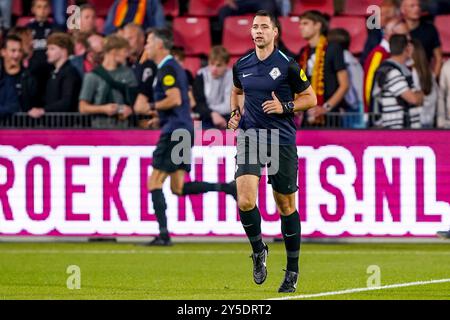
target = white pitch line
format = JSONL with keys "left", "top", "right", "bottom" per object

{"left": 267, "top": 278, "right": 450, "bottom": 300}
{"left": 0, "top": 249, "right": 450, "bottom": 256}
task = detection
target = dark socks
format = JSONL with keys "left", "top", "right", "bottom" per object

{"left": 239, "top": 206, "right": 264, "bottom": 253}
{"left": 182, "top": 182, "right": 221, "bottom": 195}
{"left": 151, "top": 189, "right": 169, "bottom": 240}
{"left": 281, "top": 211, "right": 301, "bottom": 273}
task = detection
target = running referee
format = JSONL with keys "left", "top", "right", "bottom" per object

{"left": 228, "top": 11, "right": 317, "bottom": 293}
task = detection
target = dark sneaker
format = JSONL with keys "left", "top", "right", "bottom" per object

{"left": 250, "top": 243, "right": 268, "bottom": 285}
{"left": 144, "top": 236, "right": 173, "bottom": 246}
{"left": 221, "top": 181, "right": 237, "bottom": 200}
{"left": 437, "top": 231, "right": 450, "bottom": 239}
{"left": 278, "top": 270, "right": 299, "bottom": 293}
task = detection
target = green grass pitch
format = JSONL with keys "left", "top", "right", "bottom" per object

{"left": 0, "top": 242, "right": 449, "bottom": 300}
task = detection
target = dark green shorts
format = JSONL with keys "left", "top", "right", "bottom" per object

{"left": 152, "top": 132, "right": 194, "bottom": 173}
{"left": 234, "top": 137, "right": 299, "bottom": 195}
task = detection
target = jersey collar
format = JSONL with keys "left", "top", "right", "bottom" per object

{"left": 157, "top": 54, "right": 174, "bottom": 69}
{"left": 257, "top": 47, "right": 278, "bottom": 65}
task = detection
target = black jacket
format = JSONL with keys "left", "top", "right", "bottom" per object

{"left": 0, "top": 59, "right": 37, "bottom": 114}
{"left": 45, "top": 60, "right": 82, "bottom": 112}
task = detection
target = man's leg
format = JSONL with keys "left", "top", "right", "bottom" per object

{"left": 237, "top": 174, "right": 269, "bottom": 285}
{"left": 273, "top": 191, "right": 300, "bottom": 273}
{"left": 148, "top": 169, "right": 170, "bottom": 240}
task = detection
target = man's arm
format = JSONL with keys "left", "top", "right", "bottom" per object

{"left": 400, "top": 89, "right": 424, "bottom": 106}
{"left": 79, "top": 100, "right": 118, "bottom": 116}
{"left": 325, "top": 69, "right": 350, "bottom": 111}
{"left": 154, "top": 87, "right": 182, "bottom": 111}
{"left": 433, "top": 47, "right": 443, "bottom": 79}
{"left": 292, "top": 85, "right": 317, "bottom": 112}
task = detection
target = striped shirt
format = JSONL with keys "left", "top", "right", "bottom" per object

{"left": 373, "top": 60, "right": 420, "bottom": 129}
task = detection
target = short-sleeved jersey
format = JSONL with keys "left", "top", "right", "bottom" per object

{"left": 233, "top": 48, "right": 311, "bottom": 145}
{"left": 151, "top": 55, "right": 193, "bottom": 134}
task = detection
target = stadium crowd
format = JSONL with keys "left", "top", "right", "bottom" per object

{"left": 0, "top": 0, "right": 449, "bottom": 129}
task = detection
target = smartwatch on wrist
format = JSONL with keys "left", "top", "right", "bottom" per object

{"left": 281, "top": 101, "right": 295, "bottom": 114}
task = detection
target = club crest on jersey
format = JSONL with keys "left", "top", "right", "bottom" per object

{"left": 269, "top": 67, "right": 281, "bottom": 80}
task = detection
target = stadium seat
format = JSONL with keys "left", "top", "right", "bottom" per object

{"left": 342, "top": 0, "right": 383, "bottom": 16}
{"left": 88, "top": 0, "right": 115, "bottom": 17}
{"left": 163, "top": 0, "right": 180, "bottom": 17}
{"left": 173, "top": 17, "right": 211, "bottom": 55}
{"left": 222, "top": 16, "right": 255, "bottom": 56}
{"left": 12, "top": 0, "right": 23, "bottom": 16}
{"left": 279, "top": 16, "right": 307, "bottom": 55}
{"left": 16, "top": 16, "right": 34, "bottom": 27}
{"left": 188, "top": 0, "right": 225, "bottom": 17}
{"left": 291, "top": 0, "right": 334, "bottom": 17}
{"left": 183, "top": 56, "right": 202, "bottom": 77}
{"left": 330, "top": 16, "right": 367, "bottom": 54}
{"left": 228, "top": 56, "right": 241, "bottom": 68}
{"left": 435, "top": 15, "right": 450, "bottom": 55}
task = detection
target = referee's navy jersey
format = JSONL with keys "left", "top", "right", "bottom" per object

{"left": 150, "top": 55, "right": 193, "bottom": 134}
{"left": 233, "top": 48, "right": 311, "bottom": 145}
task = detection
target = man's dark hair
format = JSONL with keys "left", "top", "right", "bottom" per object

{"left": 151, "top": 28, "right": 174, "bottom": 50}
{"left": 254, "top": 10, "right": 277, "bottom": 27}
{"left": 389, "top": 34, "right": 409, "bottom": 55}
{"left": 328, "top": 28, "right": 350, "bottom": 51}
{"left": 299, "top": 10, "right": 330, "bottom": 36}
{"left": 80, "top": 3, "right": 95, "bottom": 12}
{"left": 1, "top": 35, "right": 22, "bottom": 50}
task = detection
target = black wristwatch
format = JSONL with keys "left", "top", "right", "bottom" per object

{"left": 281, "top": 101, "right": 295, "bottom": 114}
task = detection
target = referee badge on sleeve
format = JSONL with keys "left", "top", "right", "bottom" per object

{"left": 163, "top": 75, "right": 176, "bottom": 86}
{"left": 300, "top": 69, "right": 308, "bottom": 82}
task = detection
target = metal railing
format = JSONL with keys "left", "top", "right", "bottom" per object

{"left": 0, "top": 112, "right": 442, "bottom": 129}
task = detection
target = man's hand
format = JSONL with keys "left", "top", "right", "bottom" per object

{"left": 119, "top": 105, "right": 133, "bottom": 120}
{"left": 262, "top": 92, "right": 283, "bottom": 114}
{"left": 103, "top": 103, "right": 119, "bottom": 117}
{"left": 28, "top": 108, "right": 45, "bottom": 119}
{"left": 147, "top": 110, "right": 160, "bottom": 129}
{"left": 211, "top": 111, "right": 227, "bottom": 129}
{"left": 227, "top": 108, "right": 241, "bottom": 131}
{"left": 306, "top": 105, "right": 327, "bottom": 124}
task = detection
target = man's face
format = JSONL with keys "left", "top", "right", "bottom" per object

{"left": 381, "top": 4, "right": 398, "bottom": 27}
{"left": 46, "top": 44, "right": 65, "bottom": 65}
{"left": 401, "top": 0, "right": 421, "bottom": 20}
{"left": 299, "top": 18, "right": 320, "bottom": 41}
{"left": 145, "top": 33, "right": 160, "bottom": 61}
{"left": 123, "top": 27, "right": 144, "bottom": 57}
{"left": 1, "top": 41, "right": 23, "bottom": 67}
{"left": 32, "top": 0, "right": 51, "bottom": 22}
{"left": 114, "top": 48, "right": 129, "bottom": 65}
{"left": 80, "top": 9, "right": 97, "bottom": 33}
{"left": 87, "top": 35, "right": 104, "bottom": 65}
{"left": 209, "top": 60, "right": 228, "bottom": 79}
{"left": 20, "top": 31, "right": 34, "bottom": 58}
{"left": 251, "top": 16, "right": 277, "bottom": 49}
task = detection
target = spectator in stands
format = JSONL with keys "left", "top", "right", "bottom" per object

{"left": 79, "top": 35, "right": 137, "bottom": 123}
{"left": 328, "top": 28, "right": 364, "bottom": 128}
{"left": 363, "top": 18, "right": 409, "bottom": 113}
{"left": 360, "top": 0, "right": 400, "bottom": 66}
{"left": 0, "top": 35, "right": 37, "bottom": 117}
{"left": 275, "top": 18, "right": 297, "bottom": 59}
{"left": 437, "top": 59, "right": 450, "bottom": 129}
{"left": 0, "top": 0, "right": 12, "bottom": 30}
{"left": 193, "top": 46, "right": 232, "bottom": 129}
{"left": 298, "top": 10, "right": 349, "bottom": 126}
{"left": 123, "top": 23, "right": 146, "bottom": 70}
{"left": 104, "top": 0, "right": 166, "bottom": 35}
{"left": 79, "top": 4, "right": 98, "bottom": 34}
{"left": 51, "top": 0, "right": 67, "bottom": 29}
{"left": 401, "top": 0, "right": 443, "bottom": 77}
{"left": 371, "top": 34, "right": 424, "bottom": 129}
{"left": 73, "top": 32, "right": 90, "bottom": 56}
{"left": 71, "top": 33, "right": 105, "bottom": 78}
{"left": 425, "top": 0, "right": 450, "bottom": 17}
{"left": 7, "top": 27, "right": 34, "bottom": 67}
{"left": 410, "top": 39, "right": 438, "bottom": 128}
{"left": 43, "top": 33, "right": 82, "bottom": 114}
{"left": 28, "top": 0, "right": 58, "bottom": 108}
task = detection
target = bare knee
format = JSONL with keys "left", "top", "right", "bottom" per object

{"left": 238, "top": 197, "right": 256, "bottom": 212}
{"left": 274, "top": 193, "right": 296, "bottom": 216}
{"left": 278, "top": 203, "right": 296, "bottom": 216}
